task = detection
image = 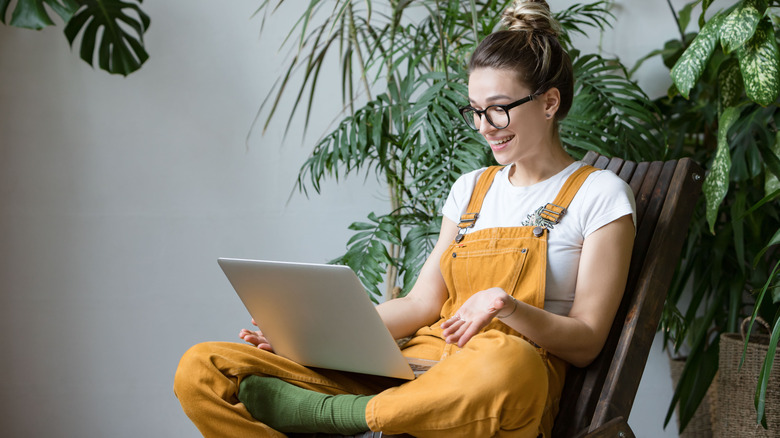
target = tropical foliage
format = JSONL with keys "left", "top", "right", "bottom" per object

{"left": 254, "top": 0, "right": 664, "bottom": 301}
{"left": 1, "top": 0, "right": 150, "bottom": 76}
{"left": 635, "top": 0, "right": 780, "bottom": 431}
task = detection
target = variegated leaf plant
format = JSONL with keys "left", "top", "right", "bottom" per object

{"left": 671, "top": 0, "right": 780, "bottom": 233}
{"left": 660, "top": 0, "right": 780, "bottom": 432}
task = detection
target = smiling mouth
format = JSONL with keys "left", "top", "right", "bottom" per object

{"left": 489, "top": 136, "right": 514, "bottom": 147}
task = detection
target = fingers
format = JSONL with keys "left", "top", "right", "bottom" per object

{"left": 442, "top": 316, "right": 474, "bottom": 346}
{"left": 239, "top": 321, "right": 276, "bottom": 353}
{"left": 441, "top": 315, "right": 460, "bottom": 331}
{"left": 441, "top": 315, "right": 463, "bottom": 335}
{"left": 457, "top": 322, "right": 482, "bottom": 348}
{"left": 256, "top": 342, "right": 274, "bottom": 352}
{"left": 442, "top": 310, "right": 496, "bottom": 347}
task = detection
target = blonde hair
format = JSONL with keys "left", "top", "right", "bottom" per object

{"left": 469, "top": 0, "right": 573, "bottom": 120}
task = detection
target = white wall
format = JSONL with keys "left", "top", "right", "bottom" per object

{"left": 0, "top": 1, "right": 688, "bottom": 436}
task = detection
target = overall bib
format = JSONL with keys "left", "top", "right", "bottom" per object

{"left": 174, "top": 165, "right": 597, "bottom": 438}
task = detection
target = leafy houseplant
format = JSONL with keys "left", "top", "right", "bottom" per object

{"left": 1, "top": 0, "right": 150, "bottom": 76}
{"left": 254, "top": 0, "right": 665, "bottom": 301}
{"left": 633, "top": 0, "right": 780, "bottom": 432}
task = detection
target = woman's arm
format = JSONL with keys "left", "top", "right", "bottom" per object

{"left": 239, "top": 218, "right": 456, "bottom": 350}
{"left": 376, "top": 217, "right": 458, "bottom": 339}
{"left": 442, "top": 214, "right": 635, "bottom": 367}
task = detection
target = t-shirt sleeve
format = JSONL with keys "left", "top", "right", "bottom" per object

{"left": 578, "top": 170, "right": 637, "bottom": 238}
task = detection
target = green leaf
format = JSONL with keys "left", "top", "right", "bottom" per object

{"left": 764, "top": 130, "right": 780, "bottom": 195}
{"left": 666, "top": 289, "right": 723, "bottom": 431}
{"left": 719, "top": 0, "right": 762, "bottom": 54}
{"left": 678, "top": 1, "right": 701, "bottom": 34}
{"left": 718, "top": 58, "right": 743, "bottom": 109}
{"left": 672, "top": 13, "right": 724, "bottom": 98}
{"left": 703, "top": 106, "right": 740, "bottom": 233}
{"left": 731, "top": 187, "right": 747, "bottom": 274}
{"left": 677, "top": 342, "right": 720, "bottom": 432}
{"left": 1, "top": 0, "right": 77, "bottom": 29}
{"left": 63, "top": 0, "right": 150, "bottom": 76}
{"left": 752, "top": 228, "right": 780, "bottom": 266}
{"left": 737, "top": 17, "right": 780, "bottom": 106}
{"left": 756, "top": 305, "right": 780, "bottom": 427}
{"left": 702, "top": 0, "right": 715, "bottom": 23}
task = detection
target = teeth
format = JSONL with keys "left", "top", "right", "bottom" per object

{"left": 489, "top": 137, "right": 513, "bottom": 145}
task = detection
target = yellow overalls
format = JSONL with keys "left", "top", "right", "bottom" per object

{"left": 174, "top": 165, "right": 597, "bottom": 438}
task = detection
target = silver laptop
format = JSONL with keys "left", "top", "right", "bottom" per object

{"left": 218, "top": 258, "right": 435, "bottom": 380}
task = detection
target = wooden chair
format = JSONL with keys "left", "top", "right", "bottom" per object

{"left": 311, "top": 151, "right": 704, "bottom": 438}
{"left": 553, "top": 151, "right": 703, "bottom": 437}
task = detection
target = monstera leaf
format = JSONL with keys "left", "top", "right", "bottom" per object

{"left": 0, "top": 0, "right": 77, "bottom": 29}
{"left": 64, "top": 0, "right": 149, "bottom": 76}
{"left": 2, "top": 0, "right": 149, "bottom": 76}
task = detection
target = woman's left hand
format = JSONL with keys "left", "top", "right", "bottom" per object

{"left": 441, "top": 287, "right": 514, "bottom": 347}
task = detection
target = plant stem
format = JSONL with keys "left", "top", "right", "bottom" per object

{"left": 382, "top": 0, "right": 403, "bottom": 299}
{"left": 666, "top": 0, "right": 687, "bottom": 44}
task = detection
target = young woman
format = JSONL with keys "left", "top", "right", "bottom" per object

{"left": 174, "top": 1, "right": 635, "bottom": 436}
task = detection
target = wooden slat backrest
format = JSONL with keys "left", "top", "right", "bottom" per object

{"left": 552, "top": 152, "right": 703, "bottom": 437}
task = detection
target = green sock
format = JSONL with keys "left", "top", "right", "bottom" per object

{"left": 237, "top": 376, "right": 372, "bottom": 434}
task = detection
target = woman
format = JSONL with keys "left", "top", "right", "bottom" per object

{"left": 174, "top": 1, "right": 635, "bottom": 436}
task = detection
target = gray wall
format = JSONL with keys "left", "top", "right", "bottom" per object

{"left": 0, "top": 1, "right": 685, "bottom": 436}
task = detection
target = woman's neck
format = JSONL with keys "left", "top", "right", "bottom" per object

{"left": 507, "top": 142, "right": 574, "bottom": 187}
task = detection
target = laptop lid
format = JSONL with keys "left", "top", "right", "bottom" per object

{"left": 218, "top": 258, "right": 416, "bottom": 380}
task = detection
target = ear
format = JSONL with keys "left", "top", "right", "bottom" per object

{"left": 542, "top": 88, "right": 561, "bottom": 119}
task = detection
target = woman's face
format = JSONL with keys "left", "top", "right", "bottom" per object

{"left": 466, "top": 67, "right": 554, "bottom": 166}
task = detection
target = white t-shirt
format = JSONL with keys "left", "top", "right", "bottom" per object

{"left": 441, "top": 161, "right": 636, "bottom": 316}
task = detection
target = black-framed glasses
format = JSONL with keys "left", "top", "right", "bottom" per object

{"left": 458, "top": 94, "right": 538, "bottom": 131}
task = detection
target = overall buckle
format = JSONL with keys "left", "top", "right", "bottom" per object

{"left": 538, "top": 203, "right": 567, "bottom": 225}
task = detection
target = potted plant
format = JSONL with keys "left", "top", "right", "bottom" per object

{"left": 632, "top": 0, "right": 780, "bottom": 434}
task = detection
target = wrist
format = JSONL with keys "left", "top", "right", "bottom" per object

{"left": 496, "top": 296, "right": 518, "bottom": 319}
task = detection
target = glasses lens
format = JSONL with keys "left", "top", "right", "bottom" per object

{"left": 461, "top": 108, "right": 479, "bottom": 130}
{"left": 486, "top": 106, "right": 509, "bottom": 129}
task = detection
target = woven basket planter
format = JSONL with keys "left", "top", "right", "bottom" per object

{"left": 711, "top": 319, "right": 779, "bottom": 437}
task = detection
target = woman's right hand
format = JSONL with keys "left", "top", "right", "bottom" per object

{"left": 239, "top": 319, "right": 275, "bottom": 352}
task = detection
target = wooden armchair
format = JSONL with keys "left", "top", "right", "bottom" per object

{"left": 310, "top": 152, "right": 704, "bottom": 438}
{"left": 553, "top": 151, "right": 703, "bottom": 437}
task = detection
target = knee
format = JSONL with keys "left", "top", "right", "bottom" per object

{"left": 174, "top": 342, "right": 216, "bottom": 400}
{"left": 464, "top": 333, "right": 548, "bottom": 396}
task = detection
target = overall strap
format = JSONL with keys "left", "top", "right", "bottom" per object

{"left": 457, "top": 166, "right": 504, "bottom": 230}
{"left": 454, "top": 164, "right": 598, "bottom": 241}
{"left": 538, "top": 165, "right": 598, "bottom": 225}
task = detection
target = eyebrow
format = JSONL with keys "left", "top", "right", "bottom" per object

{"left": 468, "top": 94, "right": 515, "bottom": 105}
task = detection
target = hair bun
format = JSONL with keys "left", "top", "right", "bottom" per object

{"left": 501, "top": 0, "right": 560, "bottom": 37}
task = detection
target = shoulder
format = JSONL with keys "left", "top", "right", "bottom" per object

{"left": 574, "top": 166, "right": 637, "bottom": 234}
{"left": 442, "top": 166, "right": 506, "bottom": 222}
{"left": 583, "top": 167, "right": 633, "bottom": 197}
{"left": 449, "top": 166, "right": 508, "bottom": 197}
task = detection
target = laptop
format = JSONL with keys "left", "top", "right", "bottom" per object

{"left": 218, "top": 258, "right": 436, "bottom": 380}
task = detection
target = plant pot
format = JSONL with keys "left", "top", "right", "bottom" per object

{"left": 711, "top": 319, "right": 780, "bottom": 437}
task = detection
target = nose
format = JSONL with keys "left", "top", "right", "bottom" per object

{"left": 478, "top": 115, "right": 494, "bottom": 135}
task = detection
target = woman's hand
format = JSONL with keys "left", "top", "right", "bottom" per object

{"left": 239, "top": 319, "right": 274, "bottom": 352}
{"left": 441, "top": 287, "right": 514, "bottom": 348}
